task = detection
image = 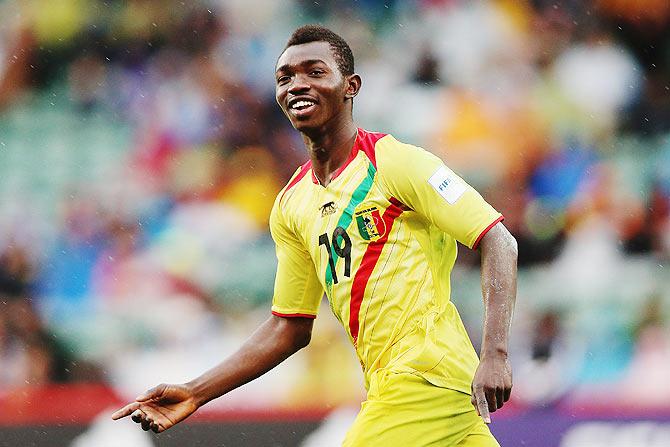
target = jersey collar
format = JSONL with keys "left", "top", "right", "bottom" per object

{"left": 310, "top": 128, "right": 363, "bottom": 185}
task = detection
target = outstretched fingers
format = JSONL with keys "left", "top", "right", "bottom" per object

{"left": 145, "top": 407, "right": 172, "bottom": 433}
{"left": 129, "top": 406, "right": 171, "bottom": 433}
{"left": 112, "top": 383, "right": 168, "bottom": 423}
{"left": 112, "top": 402, "right": 170, "bottom": 433}
{"left": 112, "top": 383, "right": 195, "bottom": 434}
{"left": 111, "top": 402, "right": 141, "bottom": 420}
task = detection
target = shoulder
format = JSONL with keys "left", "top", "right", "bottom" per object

{"left": 354, "top": 128, "right": 391, "bottom": 169}
{"left": 270, "top": 161, "right": 310, "bottom": 229}
{"left": 373, "top": 132, "right": 443, "bottom": 175}
{"left": 276, "top": 160, "right": 313, "bottom": 206}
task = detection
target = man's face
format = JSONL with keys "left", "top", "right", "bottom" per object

{"left": 275, "top": 41, "right": 351, "bottom": 132}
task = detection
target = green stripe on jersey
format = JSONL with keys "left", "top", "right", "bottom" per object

{"left": 325, "top": 161, "right": 377, "bottom": 295}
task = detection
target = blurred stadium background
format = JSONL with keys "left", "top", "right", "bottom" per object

{"left": 1, "top": 0, "right": 669, "bottom": 446}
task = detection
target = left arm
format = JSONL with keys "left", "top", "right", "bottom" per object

{"left": 471, "top": 222, "right": 518, "bottom": 423}
{"left": 372, "top": 138, "right": 518, "bottom": 420}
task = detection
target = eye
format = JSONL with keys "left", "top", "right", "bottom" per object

{"left": 276, "top": 75, "right": 290, "bottom": 85}
{"left": 309, "top": 69, "right": 324, "bottom": 76}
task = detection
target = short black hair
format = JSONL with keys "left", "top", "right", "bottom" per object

{"left": 284, "top": 25, "right": 354, "bottom": 76}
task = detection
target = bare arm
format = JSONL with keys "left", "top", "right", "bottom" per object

{"left": 112, "top": 315, "right": 314, "bottom": 432}
{"left": 189, "top": 314, "right": 314, "bottom": 406}
{"left": 471, "top": 222, "right": 518, "bottom": 423}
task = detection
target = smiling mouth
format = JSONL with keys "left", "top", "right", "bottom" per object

{"left": 287, "top": 100, "right": 318, "bottom": 120}
{"left": 290, "top": 100, "right": 316, "bottom": 111}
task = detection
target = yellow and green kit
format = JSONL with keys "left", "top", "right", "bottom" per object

{"left": 270, "top": 128, "right": 502, "bottom": 445}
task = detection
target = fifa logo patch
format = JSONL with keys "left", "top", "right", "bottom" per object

{"left": 320, "top": 201, "right": 337, "bottom": 217}
{"left": 354, "top": 205, "right": 386, "bottom": 241}
{"left": 428, "top": 166, "right": 466, "bottom": 204}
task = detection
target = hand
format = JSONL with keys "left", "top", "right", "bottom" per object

{"left": 470, "top": 354, "right": 512, "bottom": 424}
{"left": 111, "top": 383, "right": 199, "bottom": 433}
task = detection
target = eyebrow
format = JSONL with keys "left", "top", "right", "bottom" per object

{"left": 275, "top": 59, "right": 328, "bottom": 74}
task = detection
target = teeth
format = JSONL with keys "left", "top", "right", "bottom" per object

{"left": 291, "top": 100, "right": 315, "bottom": 110}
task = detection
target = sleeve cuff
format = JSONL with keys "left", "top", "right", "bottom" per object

{"left": 472, "top": 215, "right": 504, "bottom": 250}
{"left": 271, "top": 310, "right": 317, "bottom": 319}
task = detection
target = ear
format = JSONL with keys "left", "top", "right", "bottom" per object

{"left": 344, "top": 73, "right": 362, "bottom": 99}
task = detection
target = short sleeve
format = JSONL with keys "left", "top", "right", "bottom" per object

{"left": 376, "top": 136, "right": 503, "bottom": 249}
{"left": 269, "top": 194, "right": 324, "bottom": 318}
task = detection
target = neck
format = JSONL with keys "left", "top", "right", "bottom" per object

{"left": 301, "top": 118, "right": 358, "bottom": 187}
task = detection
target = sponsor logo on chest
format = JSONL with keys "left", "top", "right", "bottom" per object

{"left": 319, "top": 201, "right": 338, "bottom": 217}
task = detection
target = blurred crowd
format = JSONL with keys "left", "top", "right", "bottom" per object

{"left": 1, "top": 0, "right": 669, "bottom": 410}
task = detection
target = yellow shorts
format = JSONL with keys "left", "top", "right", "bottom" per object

{"left": 343, "top": 371, "right": 500, "bottom": 447}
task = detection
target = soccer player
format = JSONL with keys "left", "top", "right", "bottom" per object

{"left": 112, "top": 25, "right": 517, "bottom": 446}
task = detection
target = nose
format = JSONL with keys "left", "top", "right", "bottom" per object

{"left": 288, "top": 73, "right": 310, "bottom": 94}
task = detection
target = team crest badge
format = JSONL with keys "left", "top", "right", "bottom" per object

{"left": 355, "top": 205, "right": 386, "bottom": 241}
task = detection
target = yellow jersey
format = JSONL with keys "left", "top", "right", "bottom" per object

{"left": 270, "top": 128, "right": 503, "bottom": 394}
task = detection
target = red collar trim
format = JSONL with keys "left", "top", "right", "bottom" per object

{"left": 309, "top": 128, "right": 386, "bottom": 185}
{"left": 280, "top": 160, "right": 313, "bottom": 203}
{"left": 310, "top": 128, "right": 363, "bottom": 185}
{"left": 329, "top": 128, "right": 362, "bottom": 182}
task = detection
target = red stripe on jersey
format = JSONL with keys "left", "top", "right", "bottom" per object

{"left": 280, "top": 160, "right": 312, "bottom": 203}
{"left": 272, "top": 311, "right": 317, "bottom": 319}
{"left": 472, "top": 215, "right": 504, "bottom": 249}
{"left": 348, "top": 198, "right": 404, "bottom": 346}
{"left": 388, "top": 196, "right": 404, "bottom": 208}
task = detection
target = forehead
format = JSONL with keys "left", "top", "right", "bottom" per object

{"left": 276, "top": 41, "right": 338, "bottom": 72}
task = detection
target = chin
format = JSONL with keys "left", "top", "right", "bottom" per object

{"left": 292, "top": 118, "right": 323, "bottom": 134}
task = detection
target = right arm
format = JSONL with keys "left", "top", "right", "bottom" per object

{"left": 189, "top": 314, "right": 314, "bottom": 406}
{"left": 112, "top": 314, "right": 314, "bottom": 432}
{"left": 113, "top": 183, "right": 323, "bottom": 433}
